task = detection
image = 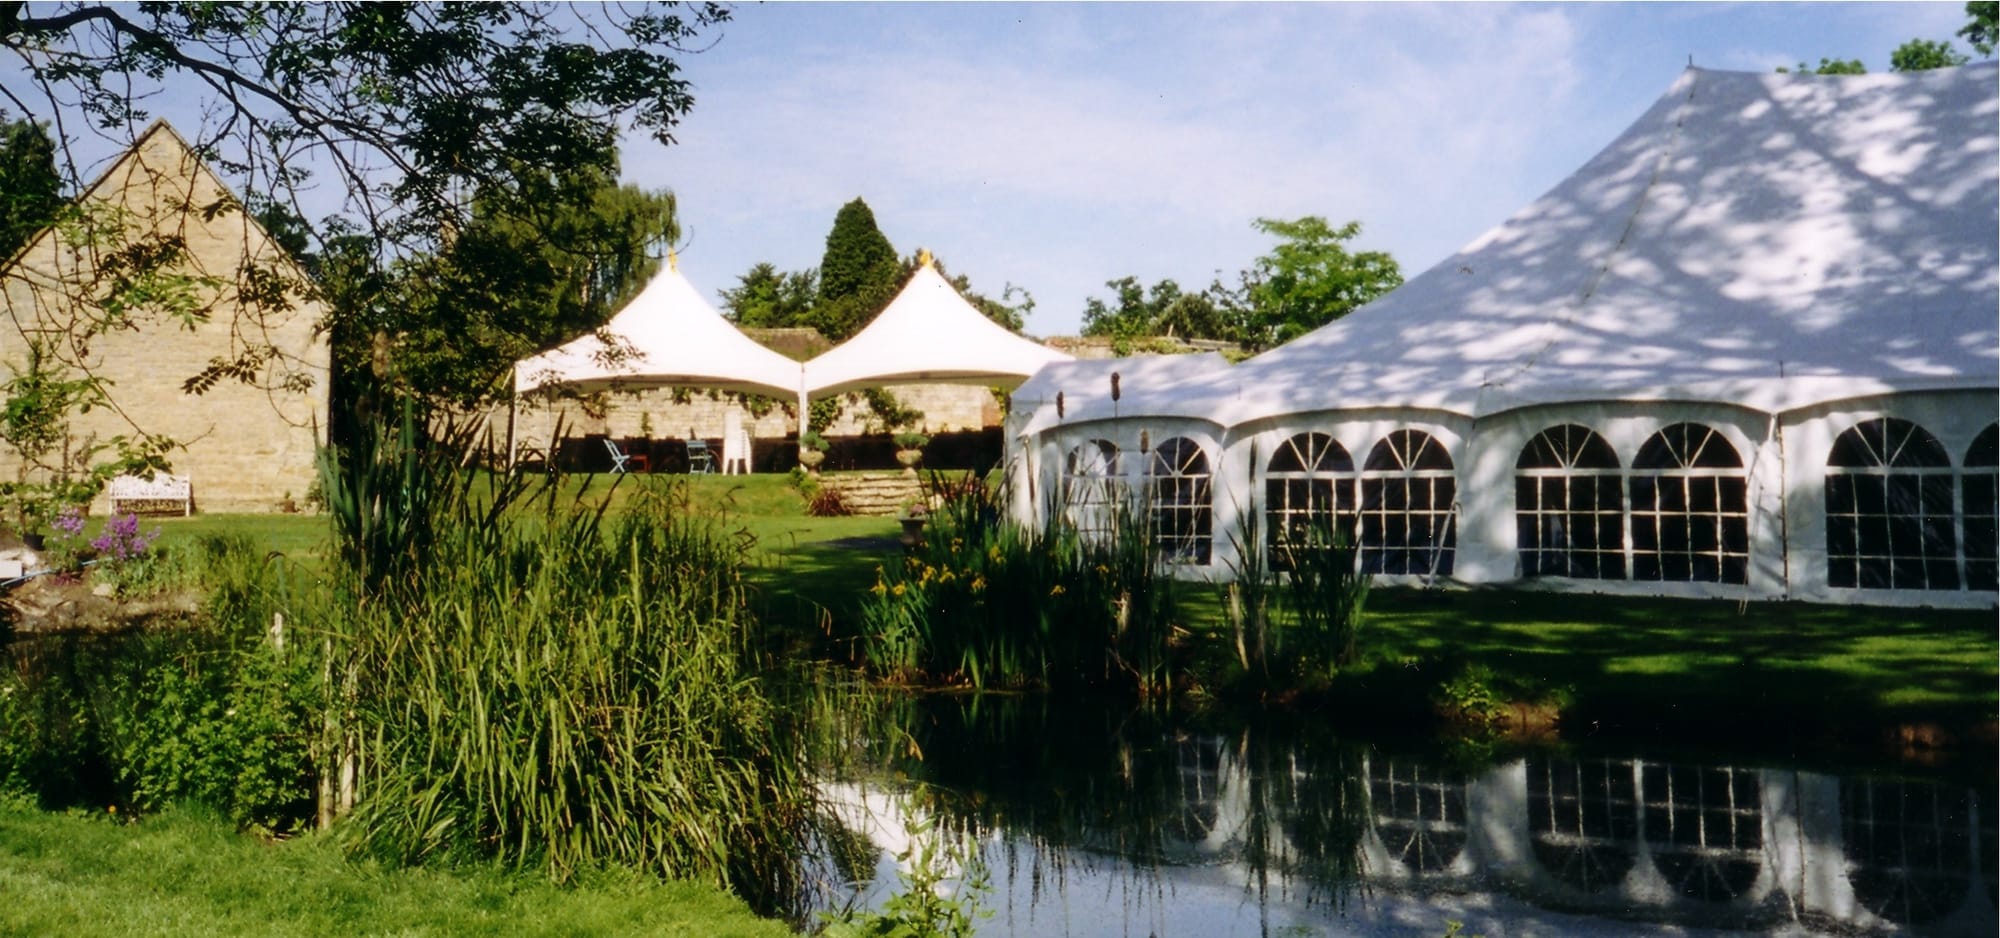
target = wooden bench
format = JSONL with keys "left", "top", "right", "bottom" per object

{"left": 107, "top": 473, "right": 193, "bottom": 516}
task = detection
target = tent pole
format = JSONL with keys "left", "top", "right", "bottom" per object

{"left": 506, "top": 372, "right": 519, "bottom": 473}
{"left": 797, "top": 385, "right": 809, "bottom": 454}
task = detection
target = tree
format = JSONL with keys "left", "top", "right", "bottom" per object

{"left": 809, "top": 198, "right": 902, "bottom": 341}
{"left": 1236, "top": 217, "right": 1401, "bottom": 349}
{"left": 1891, "top": 38, "right": 1971, "bottom": 71}
{"left": 1, "top": 2, "right": 726, "bottom": 404}
{"left": 720, "top": 262, "right": 818, "bottom": 329}
{"left": 0, "top": 112, "right": 60, "bottom": 259}
{"left": 1081, "top": 276, "right": 1234, "bottom": 341}
{"left": 1961, "top": 1, "right": 1997, "bottom": 57}
{"left": 1779, "top": 57, "right": 1867, "bottom": 75}
{"left": 330, "top": 163, "right": 679, "bottom": 411}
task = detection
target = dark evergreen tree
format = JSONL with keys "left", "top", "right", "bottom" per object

{"left": 809, "top": 198, "right": 900, "bottom": 341}
{"left": 0, "top": 113, "right": 61, "bottom": 259}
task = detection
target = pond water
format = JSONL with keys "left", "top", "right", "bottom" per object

{"left": 814, "top": 693, "right": 1996, "bottom": 938}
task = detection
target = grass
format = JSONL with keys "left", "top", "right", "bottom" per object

{"left": 134, "top": 475, "right": 1997, "bottom": 738}
{"left": 0, "top": 800, "right": 793, "bottom": 938}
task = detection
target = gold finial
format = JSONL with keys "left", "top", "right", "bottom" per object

{"left": 917, "top": 248, "right": 935, "bottom": 268}
{"left": 668, "top": 250, "right": 678, "bottom": 272}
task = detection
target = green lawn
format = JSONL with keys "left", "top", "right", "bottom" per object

{"left": 139, "top": 473, "right": 1998, "bottom": 739}
{"left": 0, "top": 802, "right": 793, "bottom": 938}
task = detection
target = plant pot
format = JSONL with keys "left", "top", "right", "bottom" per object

{"left": 896, "top": 449, "right": 923, "bottom": 475}
{"left": 799, "top": 449, "right": 825, "bottom": 471}
{"left": 899, "top": 516, "right": 928, "bottom": 549}
{"left": 22, "top": 532, "right": 45, "bottom": 551}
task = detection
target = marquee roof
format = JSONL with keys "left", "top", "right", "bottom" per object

{"left": 1116, "top": 63, "right": 1999, "bottom": 426}
{"left": 804, "top": 260, "right": 1072, "bottom": 397}
{"left": 512, "top": 261, "right": 804, "bottom": 400}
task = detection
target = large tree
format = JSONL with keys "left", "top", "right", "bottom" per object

{"left": 1236, "top": 216, "right": 1401, "bottom": 349}
{"left": 1081, "top": 277, "right": 1235, "bottom": 342}
{"left": 0, "top": 2, "right": 726, "bottom": 403}
{"left": 719, "top": 262, "right": 818, "bottom": 330}
{"left": 808, "top": 197, "right": 901, "bottom": 342}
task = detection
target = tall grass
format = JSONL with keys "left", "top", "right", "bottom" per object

{"left": 854, "top": 473, "right": 1176, "bottom": 695}
{"left": 317, "top": 407, "right": 818, "bottom": 912}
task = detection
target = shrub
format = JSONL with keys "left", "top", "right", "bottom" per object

{"left": 808, "top": 486, "right": 853, "bottom": 517}
{"left": 855, "top": 474, "right": 1176, "bottom": 694}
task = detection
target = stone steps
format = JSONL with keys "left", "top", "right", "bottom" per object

{"left": 823, "top": 471, "right": 925, "bottom": 516}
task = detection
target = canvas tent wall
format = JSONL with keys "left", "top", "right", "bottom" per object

{"left": 1010, "top": 64, "right": 1998, "bottom": 608}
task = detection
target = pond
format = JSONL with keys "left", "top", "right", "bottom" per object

{"left": 814, "top": 692, "right": 1996, "bottom": 938}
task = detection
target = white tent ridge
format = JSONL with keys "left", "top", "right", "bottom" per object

{"left": 512, "top": 258, "right": 804, "bottom": 401}
{"left": 803, "top": 258, "right": 1072, "bottom": 398}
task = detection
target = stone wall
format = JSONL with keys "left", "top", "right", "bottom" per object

{"left": 0, "top": 122, "right": 329, "bottom": 515}
{"left": 506, "top": 381, "right": 1004, "bottom": 457}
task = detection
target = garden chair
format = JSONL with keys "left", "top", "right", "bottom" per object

{"left": 685, "top": 432, "right": 714, "bottom": 474}
{"left": 721, "top": 410, "right": 751, "bottom": 475}
{"left": 603, "top": 438, "right": 648, "bottom": 474}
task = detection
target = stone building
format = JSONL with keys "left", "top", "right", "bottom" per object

{"left": 0, "top": 120, "right": 329, "bottom": 514}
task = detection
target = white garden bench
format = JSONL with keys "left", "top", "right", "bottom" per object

{"left": 107, "top": 473, "right": 193, "bottom": 516}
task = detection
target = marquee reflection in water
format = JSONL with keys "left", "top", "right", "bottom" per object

{"left": 815, "top": 692, "right": 1995, "bottom": 937}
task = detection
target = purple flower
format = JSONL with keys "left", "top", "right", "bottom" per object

{"left": 90, "top": 513, "right": 158, "bottom": 562}
{"left": 53, "top": 506, "right": 86, "bottom": 536}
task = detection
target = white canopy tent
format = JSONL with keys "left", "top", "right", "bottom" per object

{"left": 803, "top": 256, "right": 1073, "bottom": 398}
{"left": 1010, "top": 64, "right": 1999, "bottom": 607}
{"left": 509, "top": 258, "right": 807, "bottom": 464}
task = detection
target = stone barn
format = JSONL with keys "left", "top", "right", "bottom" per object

{"left": 0, "top": 120, "right": 329, "bottom": 515}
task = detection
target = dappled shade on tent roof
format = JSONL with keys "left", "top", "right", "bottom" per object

{"left": 1123, "top": 64, "right": 1999, "bottom": 425}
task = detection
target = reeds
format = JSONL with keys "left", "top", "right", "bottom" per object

{"left": 854, "top": 472, "right": 1176, "bottom": 695}
{"left": 317, "top": 407, "right": 816, "bottom": 911}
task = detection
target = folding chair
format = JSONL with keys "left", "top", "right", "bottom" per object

{"left": 685, "top": 432, "right": 714, "bottom": 473}
{"left": 603, "top": 438, "right": 648, "bottom": 474}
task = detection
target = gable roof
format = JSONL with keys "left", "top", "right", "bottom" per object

{"left": 512, "top": 260, "right": 805, "bottom": 400}
{"left": 1136, "top": 63, "right": 1999, "bottom": 426}
{"left": 803, "top": 260, "right": 1072, "bottom": 397}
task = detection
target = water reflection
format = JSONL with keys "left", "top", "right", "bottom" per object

{"left": 818, "top": 692, "right": 1995, "bottom": 937}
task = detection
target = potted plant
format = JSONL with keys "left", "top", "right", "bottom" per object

{"left": 798, "top": 431, "right": 829, "bottom": 472}
{"left": 893, "top": 430, "right": 930, "bottom": 475}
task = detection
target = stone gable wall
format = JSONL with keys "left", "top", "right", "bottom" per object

{"left": 0, "top": 124, "right": 329, "bottom": 515}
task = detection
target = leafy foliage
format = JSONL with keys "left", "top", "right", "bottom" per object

{"left": 1963, "top": 0, "right": 1998, "bottom": 56}
{"left": 1238, "top": 216, "right": 1402, "bottom": 349}
{"left": 0, "top": 111, "right": 60, "bottom": 259}
{"left": 1891, "top": 38, "right": 1971, "bottom": 71}
{"left": 810, "top": 198, "right": 902, "bottom": 342}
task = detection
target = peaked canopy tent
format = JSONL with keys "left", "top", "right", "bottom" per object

{"left": 1011, "top": 64, "right": 1999, "bottom": 607}
{"left": 802, "top": 257, "right": 1073, "bottom": 400}
{"left": 509, "top": 258, "right": 807, "bottom": 464}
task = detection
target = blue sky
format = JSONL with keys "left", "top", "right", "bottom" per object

{"left": 621, "top": 2, "right": 1976, "bottom": 336}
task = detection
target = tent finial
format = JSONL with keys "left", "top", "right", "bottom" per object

{"left": 668, "top": 250, "right": 678, "bottom": 272}
{"left": 917, "top": 248, "right": 935, "bottom": 269}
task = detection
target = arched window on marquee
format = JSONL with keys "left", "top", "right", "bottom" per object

{"left": 1264, "top": 432, "right": 1354, "bottom": 571}
{"left": 1630, "top": 423, "right": 1750, "bottom": 585}
{"left": 1358, "top": 430, "right": 1456, "bottom": 576}
{"left": 1147, "top": 436, "right": 1212, "bottom": 565}
{"left": 1517, "top": 424, "right": 1626, "bottom": 580}
{"left": 1825, "top": 418, "right": 1957, "bottom": 591}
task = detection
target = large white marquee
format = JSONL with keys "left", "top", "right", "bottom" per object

{"left": 1009, "top": 64, "right": 2000, "bottom": 608}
